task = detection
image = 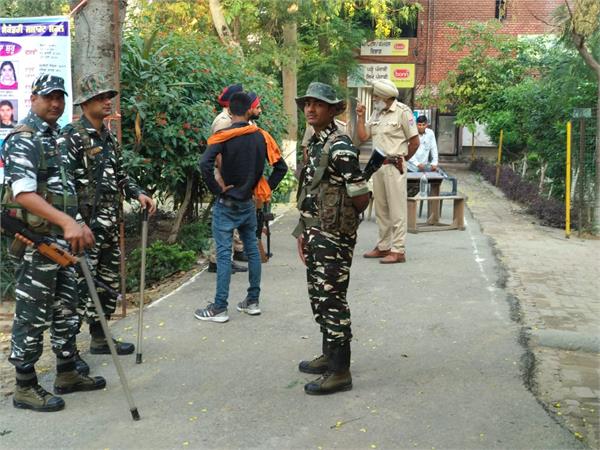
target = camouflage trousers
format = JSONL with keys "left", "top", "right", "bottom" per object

{"left": 77, "top": 210, "right": 120, "bottom": 327}
{"left": 303, "top": 227, "right": 356, "bottom": 345}
{"left": 9, "top": 237, "right": 78, "bottom": 372}
{"left": 208, "top": 229, "right": 244, "bottom": 263}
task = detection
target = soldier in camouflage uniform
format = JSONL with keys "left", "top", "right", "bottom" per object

{"left": 293, "top": 82, "right": 370, "bottom": 395}
{"left": 63, "top": 74, "right": 155, "bottom": 370}
{"left": 2, "top": 75, "right": 106, "bottom": 412}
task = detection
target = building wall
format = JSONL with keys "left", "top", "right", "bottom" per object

{"left": 417, "top": 0, "right": 562, "bottom": 87}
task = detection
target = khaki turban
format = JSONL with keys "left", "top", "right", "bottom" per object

{"left": 372, "top": 79, "right": 399, "bottom": 99}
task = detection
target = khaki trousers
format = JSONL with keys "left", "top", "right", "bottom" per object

{"left": 372, "top": 164, "right": 407, "bottom": 254}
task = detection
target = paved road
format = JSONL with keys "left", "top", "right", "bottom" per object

{"left": 0, "top": 206, "right": 582, "bottom": 449}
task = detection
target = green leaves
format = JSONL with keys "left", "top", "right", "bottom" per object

{"left": 120, "top": 30, "right": 287, "bottom": 216}
{"left": 126, "top": 241, "right": 196, "bottom": 291}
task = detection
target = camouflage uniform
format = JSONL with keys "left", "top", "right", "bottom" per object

{"left": 2, "top": 88, "right": 79, "bottom": 385}
{"left": 295, "top": 122, "right": 368, "bottom": 347}
{"left": 294, "top": 82, "right": 369, "bottom": 394}
{"left": 64, "top": 76, "right": 144, "bottom": 336}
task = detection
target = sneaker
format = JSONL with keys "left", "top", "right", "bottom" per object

{"left": 194, "top": 303, "right": 229, "bottom": 323}
{"left": 236, "top": 298, "right": 261, "bottom": 315}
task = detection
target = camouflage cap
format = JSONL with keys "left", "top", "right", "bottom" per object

{"left": 74, "top": 73, "right": 118, "bottom": 105}
{"left": 295, "top": 82, "right": 345, "bottom": 114}
{"left": 31, "top": 74, "right": 68, "bottom": 96}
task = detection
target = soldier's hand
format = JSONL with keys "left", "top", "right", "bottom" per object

{"left": 297, "top": 235, "right": 306, "bottom": 266}
{"left": 63, "top": 219, "right": 95, "bottom": 255}
{"left": 418, "top": 163, "right": 425, "bottom": 171}
{"left": 431, "top": 164, "right": 438, "bottom": 171}
{"left": 356, "top": 103, "right": 366, "bottom": 119}
{"left": 138, "top": 194, "right": 156, "bottom": 215}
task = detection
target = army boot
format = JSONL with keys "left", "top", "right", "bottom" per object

{"left": 304, "top": 342, "right": 352, "bottom": 395}
{"left": 74, "top": 351, "right": 90, "bottom": 376}
{"left": 13, "top": 370, "right": 64, "bottom": 412}
{"left": 54, "top": 370, "right": 106, "bottom": 395}
{"left": 89, "top": 321, "right": 135, "bottom": 355}
{"left": 299, "top": 334, "right": 329, "bottom": 374}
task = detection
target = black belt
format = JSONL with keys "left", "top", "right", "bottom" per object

{"left": 218, "top": 196, "right": 252, "bottom": 208}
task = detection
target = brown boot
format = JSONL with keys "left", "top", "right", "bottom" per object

{"left": 380, "top": 251, "right": 406, "bottom": 264}
{"left": 304, "top": 342, "right": 352, "bottom": 395}
{"left": 363, "top": 247, "right": 391, "bottom": 258}
{"left": 299, "top": 334, "right": 330, "bottom": 374}
{"left": 299, "top": 354, "right": 329, "bottom": 374}
{"left": 54, "top": 370, "right": 106, "bottom": 395}
{"left": 304, "top": 370, "right": 353, "bottom": 395}
{"left": 13, "top": 383, "right": 65, "bottom": 412}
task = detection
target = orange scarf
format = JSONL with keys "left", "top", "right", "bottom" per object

{"left": 207, "top": 125, "right": 282, "bottom": 202}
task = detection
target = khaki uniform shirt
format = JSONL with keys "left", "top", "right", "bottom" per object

{"left": 365, "top": 100, "right": 417, "bottom": 157}
{"left": 211, "top": 109, "right": 232, "bottom": 134}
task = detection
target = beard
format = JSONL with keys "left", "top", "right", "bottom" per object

{"left": 249, "top": 114, "right": 260, "bottom": 121}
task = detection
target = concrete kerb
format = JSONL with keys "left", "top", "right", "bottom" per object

{"left": 528, "top": 329, "right": 600, "bottom": 353}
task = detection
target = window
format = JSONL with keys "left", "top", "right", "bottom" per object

{"left": 495, "top": 0, "right": 507, "bottom": 20}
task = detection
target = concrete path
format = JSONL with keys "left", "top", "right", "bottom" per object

{"left": 0, "top": 195, "right": 583, "bottom": 449}
{"left": 453, "top": 163, "right": 600, "bottom": 448}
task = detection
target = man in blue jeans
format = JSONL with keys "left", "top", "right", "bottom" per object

{"left": 196, "top": 92, "right": 287, "bottom": 322}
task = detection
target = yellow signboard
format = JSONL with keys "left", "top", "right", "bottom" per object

{"left": 390, "top": 64, "right": 415, "bottom": 88}
{"left": 360, "top": 39, "right": 409, "bottom": 57}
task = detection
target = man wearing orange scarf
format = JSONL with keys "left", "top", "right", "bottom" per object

{"left": 196, "top": 92, "right": 287, "bottom": 322}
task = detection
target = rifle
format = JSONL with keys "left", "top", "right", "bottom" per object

{"left": 255, "top": 200, "right": 273, "bottom": 262}
{"left": 0, "top": 211, "right": 121, "bottom": 300}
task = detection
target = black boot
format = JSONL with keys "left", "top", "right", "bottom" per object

{"left": 74, "top": 351, "right": 90, "bottom": 376}
{"left": 299, "top": 334, "right": 330, "bottom": 374}
{"left": 304, "top": 342, "right": 352, "bottom": 395}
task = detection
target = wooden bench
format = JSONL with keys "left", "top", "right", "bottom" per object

{"left": 407, "top": 194, "right": 466, "bottom": 233}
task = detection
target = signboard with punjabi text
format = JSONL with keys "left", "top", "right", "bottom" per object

{"left": 360, "top": 39, "right": 409, "bottom": 57}
{"left": 348, "top": 63, "right": 415, "bottom": 88}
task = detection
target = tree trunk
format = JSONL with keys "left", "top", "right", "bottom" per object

{"left": 70, "top": 0, "right": 126, "bottom": 90}
{"left": 281, "top": 20, "right": 298, "bottom": 172}
{"left": 208, "top": 0, "right": 243, "bottom": 57}
{"left": 168, "top": 174, "right": 194, "bottom": 244}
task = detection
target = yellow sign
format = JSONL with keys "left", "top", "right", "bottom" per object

{"left": 390, "top": 64, "right": 415, "bottom": 88}
{"left": 360, "top": 39, "right": 409, "bottom": 56}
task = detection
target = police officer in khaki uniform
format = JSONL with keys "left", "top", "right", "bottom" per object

{"left": 356, "top": 79, "right": 419, "bottom": 264}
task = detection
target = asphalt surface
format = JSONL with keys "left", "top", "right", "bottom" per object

{"left": 0, "top": 206, "right": 583, "bottom": 449}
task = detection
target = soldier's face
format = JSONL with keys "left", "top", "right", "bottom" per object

{"left": 30, "top": 91, "right": 65, "bottom": 125}
{"left": 82, "top": 93, "right": 113, "bottom": 120}
{"left": 304, "top": 98, "right": 336, "bottom": 131}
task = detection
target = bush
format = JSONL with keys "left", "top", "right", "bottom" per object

{"left": 271, "top": 171, "right": 297, "bottom": 204}
{"left": 0, "top": 237, "right": 15, "bottom": 301}
{"left": 469, "top": 158, "right": 575, "bottom": 228}
{"left": 126, "top": 240, "right": 196, "bottom": 291}
{"left": 177, "top": 220, "right": 212, "bottom": 254}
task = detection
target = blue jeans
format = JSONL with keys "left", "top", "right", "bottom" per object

{"left": 212, "top": 199, "right": 261, "bottom": 308}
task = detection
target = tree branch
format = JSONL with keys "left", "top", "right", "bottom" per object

{"left": 572, "top": 31, "right": 600, "bottom": 74}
